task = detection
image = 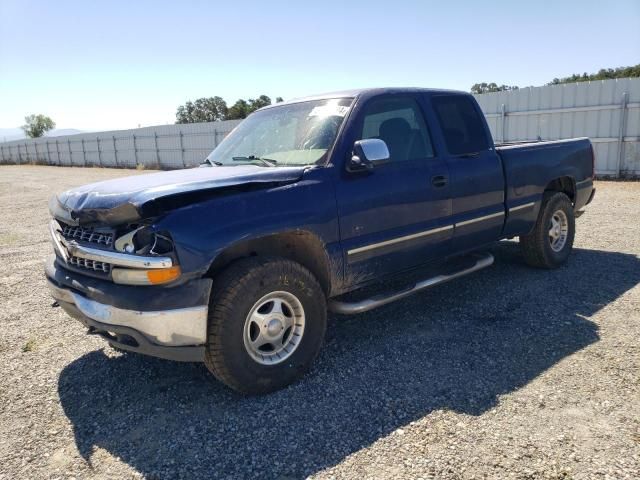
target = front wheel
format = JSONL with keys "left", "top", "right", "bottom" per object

{"left": 204, "top": 257, "right": 327, "bottom": 395}
{"left": 519, "top": 192, "right": 575, "bottom": 269}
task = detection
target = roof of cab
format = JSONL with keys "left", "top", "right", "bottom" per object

{"left": 259, "top": 87, "right": 468, "bottom": 110}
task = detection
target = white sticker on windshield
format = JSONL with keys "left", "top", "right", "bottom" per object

{"left": 309, "top": 104, "right": 349, "bottom": 117}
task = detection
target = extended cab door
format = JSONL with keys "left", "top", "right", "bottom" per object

{"left": 428, "top": 93, "right": 505, "bottom": 253}
{"left": 335, "top": 94, "right": 452, "bottom": 286}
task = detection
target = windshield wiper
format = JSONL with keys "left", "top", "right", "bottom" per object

{"left": 232, "top": 155, "right": 278, "bottom": 167}
{"left": 201, "top": 158, "right": 223, "bottom": 167}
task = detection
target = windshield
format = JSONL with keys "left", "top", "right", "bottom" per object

{"left": 205, "top": 98, "right": 353, "bottom": 167}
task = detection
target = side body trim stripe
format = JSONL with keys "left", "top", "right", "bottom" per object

{"left": 347, "top": 225, "right": 453, "bottom": 256}
{"left": 509, "top": 201, "right": 536, "bottom": 212}
{"left": 347, "top": 208, "right": 512, "bottom": 258}
{"left": 455, "top": 211, "right": 504, "bottom": 227}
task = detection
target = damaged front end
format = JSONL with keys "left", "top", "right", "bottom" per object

{"left": 46, "top": 189, "right": 206, "bottom": 360}
{"left": 45, "top": 208, "right": 212, "bottom": 361}
{"left": 45, "top": 165, "right": 308, "bottom": 361}
{"left": 50, "top": 164, "right": 307, "bottom": 225}
{"left": 48, "top": 215, "right": 181, "bottom": 286}
{"left": 47, "top": 165, "right": 307, "bottom": 282}
{"left": 49, "top": 192, "right": 142, "bottom": 226}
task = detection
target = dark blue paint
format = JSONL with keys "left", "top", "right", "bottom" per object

{"left": 52, "top": 164, "right": 307, "bottom": 224}
{"left": 51, "top": 88, "right": 595, "bottom": 298}
{"left": 155, "top": 167, "right": 341, "bottom": 281}
{"left": 333, "top": 92, "right": 452, "bottom": 284}
{"left": 499, "top": 138, "right": 594, "bottom": 238}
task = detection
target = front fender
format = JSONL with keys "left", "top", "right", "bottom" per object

{"left": 153, "top": 169, "right": 341, "bottom": 280}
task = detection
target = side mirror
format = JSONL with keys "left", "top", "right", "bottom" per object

{"left": 347, "top": 139, "right": 390, "bottom": 172}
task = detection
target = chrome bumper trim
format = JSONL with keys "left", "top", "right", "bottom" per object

{"left": 47, "top": 281, "right": 207, "bottom": 346}
{"left": 49, "top": 220, "right": 69, "bottom": 262}
{"left": 50, "top": 220, "right": 172, "bottom": 269}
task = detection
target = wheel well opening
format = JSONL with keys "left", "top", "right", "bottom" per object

{"left": 206, "top": 231, "right": 332, "bottom": 295}
{"left": 545, "top": 177, "right": 576, "bottom": 204}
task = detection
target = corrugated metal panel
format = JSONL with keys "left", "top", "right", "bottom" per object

{"left": 0, "top": 119, "right": 241, "bottom": 169}
{"left": 474, "top": 78, "right": 640, "bottom": 176}
{"left": 1, "top": 80, "right": 638, "bottom": 176}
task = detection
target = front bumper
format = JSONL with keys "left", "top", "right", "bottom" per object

{"left": 46, "top": 256, "right": 211, "bottom": 362}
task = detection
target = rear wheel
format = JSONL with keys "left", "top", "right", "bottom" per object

{"left": 519, "top": 192, "right": 575, "bottom": 268}
{"left": 204, "top": 257, "right": 327, "bottom": 394}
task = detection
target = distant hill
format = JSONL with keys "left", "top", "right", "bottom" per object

{"left": 0, "top": 128, "right": 24, "bottom": 142}
{"left": 0, "top": 128, "right": 85, "bottom": 142}
{"left": 47, "top": 129, "right": 84, "bottom": 137}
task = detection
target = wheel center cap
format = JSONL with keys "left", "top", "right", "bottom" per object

{"left": 266, "top": 318, "right": 283, "bottom": 336}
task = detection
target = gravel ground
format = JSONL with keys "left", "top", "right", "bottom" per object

{"left": 0, "top": 165, "right": 638, "bottom": 480}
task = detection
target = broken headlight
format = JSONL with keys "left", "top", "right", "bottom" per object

{"left": 112, "top": 226, "right": 180, "bottom": 285}
{"left": 114, "top": 226, "right": 174, "bottom": 255}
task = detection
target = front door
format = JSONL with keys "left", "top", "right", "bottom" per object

{"left": 334, "top": 94, "right": 452, "bottom": 287}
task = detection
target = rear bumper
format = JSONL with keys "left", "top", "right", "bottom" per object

{"left": 575, "top": 178, "right": 595, "bottom": 210}
{"left": 45, "top": 255, "right": 211, "bottom": 362}
{"left": 575, "top": 186, "right": 596, "bottom": 218}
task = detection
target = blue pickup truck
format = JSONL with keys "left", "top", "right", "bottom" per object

{"left": 46, "top": 88, "right": 595, "bottom": 394}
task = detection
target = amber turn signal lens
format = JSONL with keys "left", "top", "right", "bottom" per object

{"left": 146, "top": 266, "right": 181, "bottom": 285}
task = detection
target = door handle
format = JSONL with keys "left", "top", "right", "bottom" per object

{"left": 432, "top": 175, "right": 448, "bottom": 188}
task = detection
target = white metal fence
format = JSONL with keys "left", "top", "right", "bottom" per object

{"left": 1, "top": 78, "right": 639, "bottom": 175}
{"left": 474, "top": 77, "right": 640, "bottom": 176}
{"left": 0, "top": 120, "right": 241, "bottom": 169}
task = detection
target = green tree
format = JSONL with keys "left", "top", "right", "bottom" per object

{"left": 175, "top": 96, "right": 228, "bottom": 123}
{"left": 175, "top": 94, "right": 282, "bottom": 122}
{"left": 21, "top": 114, "right": 56, "bottom": 138}
{"left": 470, "top": 83, "right": 519, "bottom": 94}
{"left": 226, "top": 95, "right": 274, "bottom": 120}
{"left": 276, "top": 96, "right": 284, "bottom": 103}
{"left": 548, "top": 64, "right": 640, "bottom": 85}
{"left": 249, "top": 95, "right": 272, "bottom": 111}
{"left": 226, "top": 99, "right": 251, "bottom": 120}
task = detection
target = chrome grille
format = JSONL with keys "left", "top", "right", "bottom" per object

{"left": 62, "top": 225, "right": 114, "bottom": 246}
{"left": 68, "top": 255, "right": 111, "bottom": 273}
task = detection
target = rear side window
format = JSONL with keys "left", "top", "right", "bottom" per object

{"left": 358, "top": 97, "right": 434, "bottom": 161}
{"left": 431, "top": 95, "right": 489, "bottom": 155}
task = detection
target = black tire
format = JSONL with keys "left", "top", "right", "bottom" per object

{"left": 204, "top": 257, "right": 327, "bottom": 395}
{"left": 519, "top": 192, "right": 575, "bottom": 269}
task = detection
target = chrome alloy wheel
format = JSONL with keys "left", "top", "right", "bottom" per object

{"left": 548, "top": 210, "right": 569, "bottom": 252}
{"left": 243, "top": 291, "right": 305, "bottom": 365}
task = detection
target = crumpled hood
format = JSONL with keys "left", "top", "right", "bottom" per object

{"left": 51, "top": 165, "right": 307, "bottom": 225}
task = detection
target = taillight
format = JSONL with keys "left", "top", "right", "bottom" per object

{"left": 590, "top": 143, "right": 595, "bottom": 179}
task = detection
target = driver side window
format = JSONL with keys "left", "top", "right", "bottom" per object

{"left": 359, "top": 97, "right": 434, "bottom": 162}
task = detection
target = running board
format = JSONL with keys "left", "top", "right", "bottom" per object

{"left": 328, "top": 252, "right": 494, "bottom": 315}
